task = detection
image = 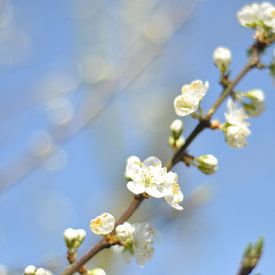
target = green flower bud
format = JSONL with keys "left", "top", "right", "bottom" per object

{"left": 195, "top": 154, "right": 218, "bottom": 174}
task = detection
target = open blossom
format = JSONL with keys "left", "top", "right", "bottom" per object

{"left": 223, "top": 99, "right": 251, "bottom": 148}
{"left": 213, "top": 47, "right": 232, "bottom": 73}
{"left": 90, "top": 213, "right": 115, "bottom": 235}
{"left": 126, "top": 156, "right": 170, "bottom": 198}
{"left": 164, "top": 172, "right": 184, "bottom": 210}
{"left": 115, "top": 222, "right": 154, "bottom": 267}
{"left": 261, "top": 5, "right": 275, "bottom": 30}
{"left": 237, "top": 2, "right": 275, "bottom": 42}
{"left": 174, "top": 80, "right": 209, "bottom": 117}
{"left": 240, "top": 89, "right": 265, "bottom": 117}
{"left": 126, "top": 156, "right": 184, "bottom": 210}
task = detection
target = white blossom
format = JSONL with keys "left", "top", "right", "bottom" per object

{"left": 174, "top": 80, "right": 209, "bottom": 117}
{"left": 126, "top": 156, "right": 184, "bottom": 210}
{"left": 213, "top": 47, "right": 232, "bottom": 73}
{"left": 237, "top": 3, "right": 261, "bottom": 28}
{"left": 164, "top": 172, "right": 184, "bottom": 210}
{"left": 90, "top": 213, "right": 115, "bottom": 235}
{"left": 132, "top": 223, "right": 154, "bottom": 266}
{"left": 240, "top": 89, "right": 265, "bottom": 117}
{"left": 261, "top": 5, "right": 275, "bottom": 31}
{"left": 196, "top": 154, "right": 218, "bottom": 174}
{"left": 237, "top": 2, "right": 275, "bottom": 42}
{"left": 115, "top": 222, "right": 154, "bottom": 267}
{"left": 126, "top": 156, "right": 170, "bottom": 198}
{"left": 223, "top": 99, "right": 251, "bottom": 148}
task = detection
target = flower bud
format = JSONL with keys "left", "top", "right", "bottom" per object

{"left": 170, "top": 119, "right": 183, "bottom": 138}
{"left": 241, "top": 89, "right": 265, "bottom": 117}
{"left": 175, "top": 136, "right": 185, "bottom": 148}
{"left": 64, "top": 228, "right": 86, "bottom": 249}
{"left": 195, "top": 154, "right": 218, "bottom": 174}
{"left": 116, "top": 222, "right": 135, "bottom": 242}
{"left": 213, "top": 47, "right": 232, "bottom": 73}
{"left": 168, "top": 135, "right": 185, "bottom": 150}
{"left": 24, "top": 265, "right": 36, "bottom": 275}
{"left": 88, "top": 268, "right": 106, "bottom": 275}
{"left": 76, "top": 229, "right": 86, "bottom": 244}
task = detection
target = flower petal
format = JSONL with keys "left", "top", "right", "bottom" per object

{"left": 127, "top": 181, "right": 146, "bottom": 195}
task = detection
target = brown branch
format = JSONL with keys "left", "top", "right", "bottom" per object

{"left": 61, "top": 41, "right": 266, "bottom": 275}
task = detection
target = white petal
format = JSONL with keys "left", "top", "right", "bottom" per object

{"left": 165, "top": 171, "right": 178, "bottom": 186}
{"left": 125, "top": 162, "right": 142, "bottom": 179}
{"left": 90, "top": 213, "right": 115, "bottom": 235}
{"left": 146, "top": 184, "right": 166, "bottom": 198}
{"left": 143, "top": 156, "right": 162, "bottom": 168}
{"left": 126, "top": 155, "right": 141, "bottom": 165}
{"left": 127, "top": 181, "right": 146, "bottom": 195}
{"left": 174, "top": 94, "right": 200, "bottom": 117}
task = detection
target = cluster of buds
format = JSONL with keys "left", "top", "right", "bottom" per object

{"left": 168, "top": 119, "right": 185, "bottom": 149}
{"left": 237, "top": 2, "right": 275, "bottom": 43}
{"left": 240, "top": 237, "right": 264, "bottom": 273}
{"left": 64, "top": 228, "right": 86, "bottom": 251}
{"left": 24, "top": 266, "right": 52, "bottom": 275}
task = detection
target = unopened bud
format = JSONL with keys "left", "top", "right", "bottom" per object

{"left": 241, "top": 89, "right": 265, "bottom": 117}
{"left": 213, "top": 47, "right": 232, "bottom": 73}
{"left": 24, "top": 266, "right": 36, "bottom": 275}
{"left": 170, "top": 119, "right": 183, "bottom": 139}
{"left": 195, "top": 154, "right": 218, "bottom": 174}
{"left": 64, "top": 228, "right": 86, "bottom": 249}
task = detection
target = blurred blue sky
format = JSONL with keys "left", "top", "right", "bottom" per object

{"left": 0, "top": 0, "right": 274, "bottom": 274}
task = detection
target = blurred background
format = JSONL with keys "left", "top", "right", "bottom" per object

{"left": 0, "top": 0, "right": 274, "bottom": 274}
